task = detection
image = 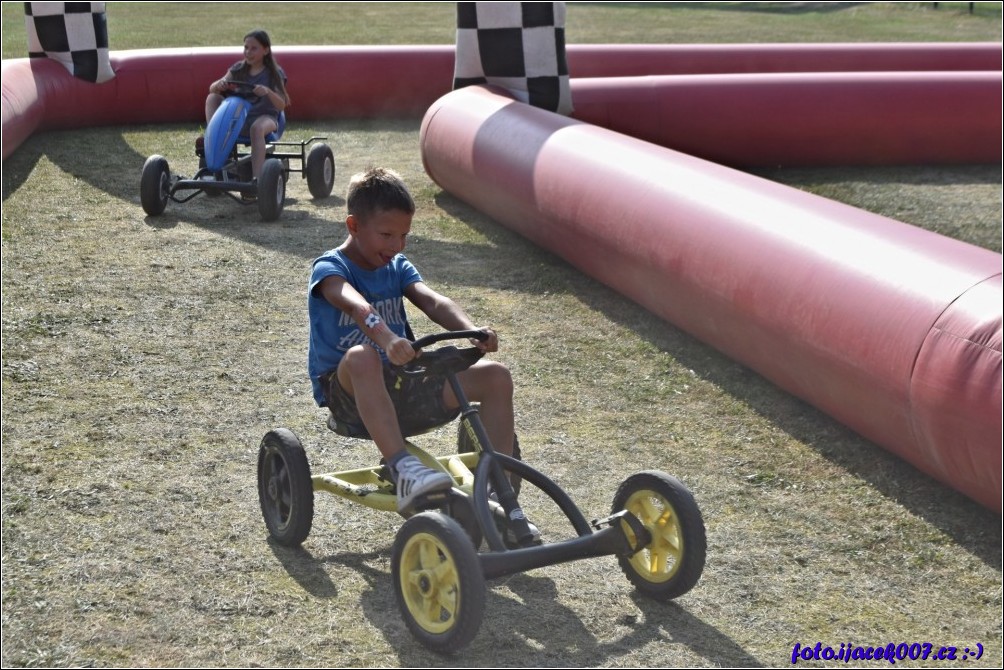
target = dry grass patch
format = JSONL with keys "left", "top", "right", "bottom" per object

{"left": 3, "top": 111, "right": 1001, "bottom": 668}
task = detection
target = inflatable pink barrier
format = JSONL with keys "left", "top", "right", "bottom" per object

{"left": 4, "top": 42, "right": 1002, "bottom": 159}
{"left": 3, "top": 43, "right": 1001, "bottom": 509}
{"left": 571, "top": 71, "right": 1002, "bottom": 167}
{"left": 563, "top": 42, "right": 1003, "bottom": 76}
{"left": 420, "top": 85, "right": 1002, "bottom": 511}
{"left": 2, "top": 46, "right": 456, "bottom": 159}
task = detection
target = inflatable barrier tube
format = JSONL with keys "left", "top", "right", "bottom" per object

{"left": 3, "top": 42, "right": 1002, "bottom": 158}
{"left": 419, "top": 85, "right": 1003, "bottom": 511}
{"left": 570, "top": 71, "right": 1003, "bottom": 167}
{"left": 565, "top": 42, "right": 1003, "bottom": 76}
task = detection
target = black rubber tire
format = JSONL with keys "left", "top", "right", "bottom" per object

{"left": 140, "top": 155, "right": 170, "bottom": 216}
{"left": 257, "top": 428, "right": 314, "bottom": 546}
{"left": 305, "top": 143, "right": 335, "bottom": 199}
{"left": 392, "top": 512, "right": 486, "bottom": 654}
{"left": 611, "top": 470, "right": 706, "bottom": 600}
{"left": 257, "top": 158, "right": 286, "bottom": 222}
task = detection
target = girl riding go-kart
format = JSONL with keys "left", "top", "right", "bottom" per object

{"left": 140, "top": 31, "right": 334, "bottom": 222}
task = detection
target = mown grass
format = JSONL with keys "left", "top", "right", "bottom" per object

{"left": 2, "top": 1, "right": 1002, "bottom": 57}
{"left": 2, "top": 2, "right": 1002, "bottom": 668}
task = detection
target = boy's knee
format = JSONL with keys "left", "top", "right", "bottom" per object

{"left": 340, "top": 344, "right": 382, "bottom": 375}
{"left": 484, "top": 361, "right": 514, "bottom": 395}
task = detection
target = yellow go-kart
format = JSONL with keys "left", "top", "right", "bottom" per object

{"left": 257, "top": 330, "right": 706, "bottom": 653}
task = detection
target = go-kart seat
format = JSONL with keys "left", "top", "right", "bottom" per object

{"left": 326, "top": 393, "right": 463, "bottom": 440}
{"left": 237, "top": 111, "right": 285, "bottom": 145}
{"left": 325, "top": 322, "right": 481, "bottom": 441}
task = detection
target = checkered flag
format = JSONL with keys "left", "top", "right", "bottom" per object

{"left": 25, "top": 2, "right": 114, "bottom": 83}
{"left": 454, "top": 2, "right": 572, "bottom": 115}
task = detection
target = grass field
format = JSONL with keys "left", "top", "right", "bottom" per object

{"left": 1, "top": 1, "right": 1002, "bottom": 55}
{"left": 2, "top": 2, "right": 1002, "bottom": 668}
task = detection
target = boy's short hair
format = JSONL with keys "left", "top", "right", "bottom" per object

{"left": 346, "top": 168, "right": 416, "bottom": 221}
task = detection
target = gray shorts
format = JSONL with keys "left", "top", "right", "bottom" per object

{"left": 323, "top": 363, "right": 460, "bottom": 439}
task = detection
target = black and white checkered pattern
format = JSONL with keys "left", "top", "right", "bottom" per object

{"left": 25, "top": 2, "right": 114, "bottom": 83}
{"left": 454, "top": 2, "right": 572, "bottom": 115}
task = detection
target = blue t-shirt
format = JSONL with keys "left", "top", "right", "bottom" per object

{"left": 307, "top": 248, "right": 422, "bottom": 405}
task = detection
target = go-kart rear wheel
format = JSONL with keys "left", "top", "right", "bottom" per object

{"left": 306, "top": 143, "right": 335, "bottom": 199}
{"left": 257, "top": 428, "right": 313, "bottom": 546}
{"left": 611, "top": 470, "right": 706, "bottom": 600}
{"left": 140, "top": 155, "right": 171, "bottom": 216}
{"left": 258, "top": 158, "right": 286, "bottom": 222}
{"left": 392, "top": 512, "right": 485, "bottom": 654}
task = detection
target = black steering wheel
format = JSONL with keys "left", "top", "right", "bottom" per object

{"left": 396, "top": 330, "right": 489, "bottom": 378}
{"left": 223, "top": 80, "right": 260, "bottom": 99}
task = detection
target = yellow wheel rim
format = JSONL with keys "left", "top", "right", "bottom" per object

{"left": 621, "top": 489, "right": 683, "bottom": 583}
{"left": 398, "top": 531, "right": 461, "bottom": 634}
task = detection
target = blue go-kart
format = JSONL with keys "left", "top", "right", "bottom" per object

{"left": 140, "top": 80, "right": 335, "bottom": 222}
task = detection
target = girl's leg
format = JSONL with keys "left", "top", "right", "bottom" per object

{"left": 248, "top": 115, "right": 278, "bottom": 179}
{"left": 205, "top": 93, "right": 225, "bottom": 124}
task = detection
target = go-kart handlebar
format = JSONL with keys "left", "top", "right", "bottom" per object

{"left": 410, "top": 330, "right": 489, "bottom": 351}
{"left": 222, "top": 80, "right": 259, "bottom": 98}
{"left": 395, "top": 330, "right": 489, "bottom": 379}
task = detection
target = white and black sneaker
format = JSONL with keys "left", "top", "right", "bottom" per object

{"left": 393, "top": 455, "right": 453, "bottom": 513}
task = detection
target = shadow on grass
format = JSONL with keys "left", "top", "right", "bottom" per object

{"left": 1, "top": 126, "right": 148, "bottom": 203}
{"left": 0, "top": 122, "right": 349, "bottom": 233}
{"left": 750, "top": 163, "right": 1004, "bottom": 187}
{"left": 290, "top": 549, "right": 762, "bottom": 666}
{"left": 267, "top": 539, "right": 339, "bottom": 598}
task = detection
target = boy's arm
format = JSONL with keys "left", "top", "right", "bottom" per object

{"left": 317, "top": 275, "right": 416, "bottom": 365}
{"left": 405, "top": 281, "right": 498, "bottom": 352}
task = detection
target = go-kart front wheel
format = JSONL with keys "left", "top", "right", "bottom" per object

{"left": 257, "top": 428, "right": 313, "bottom": 546}
{"left": 392, "top": 512, "right": 486, "bottom": 654}
{"left": 611, "top": 470, "right": 706, "bottom": 600}
{"left": 258, "top": 158, "right": 286, "bottom": 222}
{"left": 305, "top": 143, "right": 335, "bottom": 199}
{"left": 140, "top": 155, "right": 171, "bottom": 216}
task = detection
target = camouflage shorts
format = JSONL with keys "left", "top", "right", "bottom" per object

{"left": 323, "top": 363, "right": 460, "bottom": 439}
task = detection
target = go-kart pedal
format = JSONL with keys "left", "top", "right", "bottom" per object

{"left": 393, "top": 454, "right": 453, "bottom": 514}
{"left": 489, "top": 493, "right": 542, "bottom": 548}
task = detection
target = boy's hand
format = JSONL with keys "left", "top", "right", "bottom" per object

{"left": 472, "top": 328, "right": 499, "bottom": 353}
{"left": 385, "top": 335, "right": 417, "bottom": 366}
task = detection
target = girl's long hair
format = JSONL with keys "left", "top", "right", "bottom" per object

{"left": 234, "top": 29, "right": 290, "bottom": 107}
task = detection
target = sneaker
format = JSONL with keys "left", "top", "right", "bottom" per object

{"left": 489, "top": 492, "right": 541, "bottom": 547}
{"left": 393, "top": 455, "right": 453, "bottom": 513}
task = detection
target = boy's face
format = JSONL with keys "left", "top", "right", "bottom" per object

{"left": 345, "top": 208, "right": 413, "bottom": 270}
